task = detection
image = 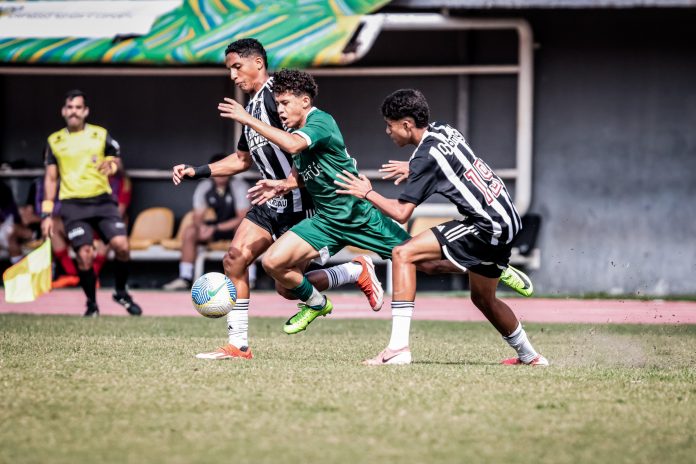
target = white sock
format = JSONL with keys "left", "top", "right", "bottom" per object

{"left": 388, "top": 301, "right": 414, "bottom": 349}
{"left": 305, "top": 287, "right": 325, "bottom": 308}
{"left": 179, "top": 262, "right": 193, "bottom": 281}
{"left": 322, "top": 262, "right": 363, "bottom": 289}
{"left": 227, "top": 299, "right": 249, "bottom": 348}
{"left": 503, "top": 322, "right": 538, "bottom": 363}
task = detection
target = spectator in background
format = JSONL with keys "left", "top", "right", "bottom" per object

{"left": 163, "top": 153, "right": 250, "bottom": 290}
{"left": 0, "top": 182, "right": 27, "bottom": 264}
{"left": 41, "top": 89, "right": 142, "bottom": 317}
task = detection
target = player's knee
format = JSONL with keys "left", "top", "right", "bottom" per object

{"left": 223, "top": 247, "right": 246, "bottom": 277}
{"left": 77, "top": 245, "right": 95, "bottom": 267}
{"left": 392, "top": 244, "right": 413, "bottom": 264}
{"left": 110, "top": 238, "right": 129, "bottom": 258}
{"left": 261, "top": 250, "right": 286, "bottom": 276}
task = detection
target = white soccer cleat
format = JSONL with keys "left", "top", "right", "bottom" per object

{"left": 362, "top": 346, "right": 412, "bottom": 366}
{"left": 501, "top": 354, "right": 549, "bottom": 366}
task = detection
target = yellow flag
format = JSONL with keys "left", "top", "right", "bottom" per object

{"left": 3, "top": 240, "right": 52, "bottom": 303}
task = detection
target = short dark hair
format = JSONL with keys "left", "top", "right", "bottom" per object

{"left": 381, "top": 89, "right": 430, "bottom": 128}
{"left": 272, "top": 69, "right": 318, "bottom": 101}
{"left": 225, "top": 38, "right": 268, "bottom": 69}
{"left": 209, "top": 153, "right": 226, "bottom": 164}
{"left": 65, "top": 89, "right": 87, "bottom": 106}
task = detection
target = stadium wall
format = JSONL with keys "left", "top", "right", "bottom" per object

{"left": 1, "top": 8, "right": 694, "bottom": 295}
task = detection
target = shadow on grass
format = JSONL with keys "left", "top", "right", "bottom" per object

{"left": 413, "top": 360, "right": 496, "bottom": 366}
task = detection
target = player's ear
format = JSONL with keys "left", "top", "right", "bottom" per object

{"left": 84, "top": 106, "right": 90, "bottom": 118}
{"left": 255, "top": 56, "right": 264, "bottom": 70}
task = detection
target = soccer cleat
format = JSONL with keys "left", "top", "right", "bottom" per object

{"left": 352, "top": 255, "right": 384, "bottom": 311}
{"left": 362, "top": 346, "right": 412, "bottom": 366}
{"left": 163, "top": 277, "right": 192, "bottom": 291}
{"left": 52, "top": 275, "right": 80, "bottom": 289}
{"left": 84, "top": 301, "right": 99, "bottom": 317}
{"left": 195, "top": 344, "right": 253, "bottom": 360}
{"left": 501, "top": 354, "right": 549, "bottom": 366}
{"left": 500, "top": 265, "right": 534, "bottom": 297}
{"left": 283, "top": 297, "right": 333, "bottom": 334}
{"left": 112, "top": 292, "right": 143, "bottom": 316}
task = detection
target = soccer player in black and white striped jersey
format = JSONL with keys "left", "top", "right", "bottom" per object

{"left": 172, "top": 39, "right": 384, "bottom": 360}
{"left": 335, "top": 89, "right": 548, "bottom": 366}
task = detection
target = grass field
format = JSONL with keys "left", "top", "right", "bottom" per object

{"left": 1, "top": 315, "right": 694, "bottom": 464}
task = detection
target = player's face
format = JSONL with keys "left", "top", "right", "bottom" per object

{"left": 275, "top": 91, "right": 310, "bottom": 129}
{"left": 61, "top": 96, "right": 89, "bottom": 131}
{"left": 225, "top": 52, "right": 264, "bottom": 94}
{"left": 384, "top": 118, "right": 412, "bottom": 147}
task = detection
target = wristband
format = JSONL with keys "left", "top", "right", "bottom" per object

{"left": 41, "top": 200, "right": 54, "bottom": 214}
{"left": 185, "top": 164, "right": 212, "bottom": 180}
{"left": 364, "top": 189, "right": 374, "bottom": 200}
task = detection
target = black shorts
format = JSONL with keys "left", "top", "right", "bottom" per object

{"left": 431, "top": 220, "right": 512, "bottom": 279}
{"left": 245, "top": 204, "right": 313, "bottom": 241}
{"left": 61, "top": 194, "right": 126, "bottom": 250}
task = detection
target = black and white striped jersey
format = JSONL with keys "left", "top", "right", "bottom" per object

{"left": 399, "top": 122, "right": 521, "bottom": 246}
{"left": 237, "top": 77, "right": 313, "bottom": 214}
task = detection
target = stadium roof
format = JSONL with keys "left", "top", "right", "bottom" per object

{"left": 0, "top": 0, "right": 388, "bottom": 67}
{"left": 390, "top": 0, "right": 696, "bottom": 7}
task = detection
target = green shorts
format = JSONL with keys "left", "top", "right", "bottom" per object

{"left": 290, "top": 208, "right": 411, "bottom": 263}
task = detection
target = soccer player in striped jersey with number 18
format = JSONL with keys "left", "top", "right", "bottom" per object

{"left": 335, "top": 89, "right": 548, "bottom": 366}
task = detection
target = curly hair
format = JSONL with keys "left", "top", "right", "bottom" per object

{"left": 272, "top": 69, "right": 318, "bottom": 101}
{"left": 381, "top": 89, "right": 430, "bottom": 128}
{"left": 225, "top": 38, "right": 268, "bottom": 69}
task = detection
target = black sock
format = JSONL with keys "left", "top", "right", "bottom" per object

{"left": 113, "top": 259, "right": 129, "bottom": 294}
{"left": 78, "top": 269, "right": 97, "bottom": 303}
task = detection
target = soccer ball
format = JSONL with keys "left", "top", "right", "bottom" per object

{"left": 191, "top": 272, "right": 237, "bottom": 318}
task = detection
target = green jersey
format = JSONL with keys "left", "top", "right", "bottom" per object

{"left": 293, "top": 108, "right": 370, "bottom": 223}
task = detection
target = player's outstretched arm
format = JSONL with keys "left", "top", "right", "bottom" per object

{"left": 380, "top": 160, "right": 410, "bottom": 185}
{"left": 172, "top": 151, "right": 252, "bottom": 186}
{"left": 218, "top": 98, "right": 308, "bottom": 154}
{"left": 335, "top": 170, "right": 416, "bottom": 224}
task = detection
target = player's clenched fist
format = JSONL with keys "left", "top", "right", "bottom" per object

{"left": 172, "top": 164, "right": 195, "bottom": 185}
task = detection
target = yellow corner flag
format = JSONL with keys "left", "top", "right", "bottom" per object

{"left": 3, "top": 240, "right": 52, "bottom": 303}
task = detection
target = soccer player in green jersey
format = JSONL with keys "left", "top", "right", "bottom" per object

{"left": 219, "top": 69, "right": 412, "bottom": 333}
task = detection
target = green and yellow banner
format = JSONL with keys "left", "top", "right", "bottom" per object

{"left": 0, "top": 0, "right": 388, "bottom": 68}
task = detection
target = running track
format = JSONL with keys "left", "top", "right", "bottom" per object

{"left": 1, "top": 289, "right": 694, "bottom": 324}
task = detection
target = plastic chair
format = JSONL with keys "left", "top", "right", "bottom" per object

{"left": 129, "top": 207, "right": 175, "bottom": 250}
{"left": 160, "top": 211, "right": 194, "bottom": 250}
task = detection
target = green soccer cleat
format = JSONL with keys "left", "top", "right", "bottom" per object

{"left": 284, "top": 297, "right": 333, "bottom": 334}
{"left": 500, "top": 265, "right": 534, "bottom": 297}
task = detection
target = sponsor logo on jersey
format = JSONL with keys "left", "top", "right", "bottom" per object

{"left": 299, "top": 161, "right": 323, "bottom": 182}
{"left": 68, "top": 226, "right": 85, "bottom": 240}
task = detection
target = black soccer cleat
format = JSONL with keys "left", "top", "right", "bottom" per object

{"left": 84, "top": 301, "right": 100, "bottom": 317}
{"left": 112, "top": 292, "right": 143, "bottom": 316}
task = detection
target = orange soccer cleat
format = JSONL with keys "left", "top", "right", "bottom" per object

{"left": 352, "top": 255, "right": 384, "bottom": 311}
{"left": 195, "top": 344, "right": 253, "bottom": 360}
